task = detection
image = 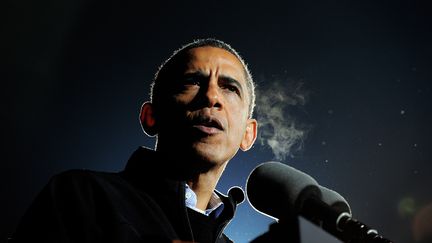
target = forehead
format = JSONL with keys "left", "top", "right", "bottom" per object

{"left": 184, "top": 47, "right": 246, "bottom": 82}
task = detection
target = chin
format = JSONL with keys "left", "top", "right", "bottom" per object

{"left": 192, "top": 144, "right": 236, "bottom": 167}
{"left": 193, "top": 149, "right": 222, "bottom": 164}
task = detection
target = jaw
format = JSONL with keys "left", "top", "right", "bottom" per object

{"left": 156, "top": 134, "right": 236, "bottom": 172}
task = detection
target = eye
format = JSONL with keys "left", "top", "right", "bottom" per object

{"left": 219, "top": 76, "right": 242, "bottom": 98}
{"left": 184, "top": 77, "right": 201, "bottom": 86}
{"left": 223, "top": 84, "right": 240, "bottom": 95}
{"left": 182, "top": 74, "right": 208, "bottom": 87}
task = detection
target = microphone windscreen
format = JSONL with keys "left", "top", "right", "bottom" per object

{"left": 319, "top": 185, "right": 352, "bottom": 215}
{"left": 246, "top": 161, "right": 321, "bottom": 220}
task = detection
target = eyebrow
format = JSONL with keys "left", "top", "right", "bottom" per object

{"left": 183, "top": 71, "right": 208, "bottom": 79}
{"left": 183, "top": 71, "right": 245, "bottom": 97}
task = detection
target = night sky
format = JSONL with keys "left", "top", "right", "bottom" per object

{"left": 4, "top": 0, "right": 432, "bottom": 242}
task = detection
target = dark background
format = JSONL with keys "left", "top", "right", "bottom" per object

{"left": 3, "top": 0, "right": 432, "bottom": 242}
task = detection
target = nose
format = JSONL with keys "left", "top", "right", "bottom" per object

{"left": 204, "top": 78, "right": 222, "bottom": 109}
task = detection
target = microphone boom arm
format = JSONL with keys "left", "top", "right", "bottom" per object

{"left": 301, "top": 196, "right": 393, "bottom": 243}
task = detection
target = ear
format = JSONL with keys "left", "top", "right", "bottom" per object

{"left": 240, "top": 118, "right": 258, "bottom": 151}
{"left": 139, "top": 102, "right": 158, "bottom": 137}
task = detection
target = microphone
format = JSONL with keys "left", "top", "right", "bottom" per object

{"left": 246, "top": 162, "right": 393, "bottom": 243}
{"left": 246, "top": 161, "right": 321, "bottom": 220}
{"left": 228, "top": 186, "right": 245, "bottom": 204}
{"left": 318, "top": 185, "right": 352, "bottom": 240}
{"left": 319, "top": 185, "right": 351, "bottom": 215}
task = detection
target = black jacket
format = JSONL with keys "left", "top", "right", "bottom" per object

{"left": 12, "top": 147, "right": 243, "bottom": 243}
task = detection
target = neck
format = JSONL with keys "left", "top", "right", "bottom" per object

{"left": 186, "top": 162, "right": 227, "bottom": 211}
{"left": 155, "top": 143, "right": 228, "bottom": 210}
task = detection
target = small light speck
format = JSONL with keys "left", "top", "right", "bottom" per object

{"left": 378, "top": 143, "right": 383, "bottom": 146}
{"left": 414, "top": 143, "right": 418, "bottom": 147}
{"left": 325, "top": 159, "right": 329, "bottom": 163}
{"left": 398, "top": 198, "right": 416, "bottom": 217}
{"left": 400, "top": 110, "right": 405, "bottom": 115}
{"left": 321, "top": 141, "right": 327, "bottom": 146}
{"left": 414, "top": 170, "right": 419, "bottom": 174}
{"left": 328, "top": 109, "right": 334, "bottom": 115}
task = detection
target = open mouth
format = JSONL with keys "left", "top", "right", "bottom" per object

{"left": 191, "top": 117, "right": 224, "bottom": 135}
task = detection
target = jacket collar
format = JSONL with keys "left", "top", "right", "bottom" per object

{"left": 121, "top": 146, "right": 244, "bottom": 217}
{"left": 120, "top": 146, "right": 244, "bottom": 241}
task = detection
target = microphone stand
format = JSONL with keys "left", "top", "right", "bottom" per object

{"left": 250, "top": 198, "right": 393, "bottom": 243}
{"left": 336, "top": 214, "right": 393, "bottom": 243}
{"left": 250, "top": 214, "right": 301, "bottom": 243}
{"left": 302, "top": 198, "right": 393, "bottom": 243}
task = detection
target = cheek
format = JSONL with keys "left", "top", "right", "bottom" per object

{"left": 229, "top": 100, "right": 249, "bottom": 123}
{"left": 224, "top": 91, "right": 242, "bottom": 104}
{"left": 227, "top": 116, "right": 248, "bottom": 144}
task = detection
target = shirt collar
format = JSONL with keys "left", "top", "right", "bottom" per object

{"left": 184, "top": 184, "right": 224, "bottom": 217}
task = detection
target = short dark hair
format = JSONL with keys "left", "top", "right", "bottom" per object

{"left": 150, "top": 38, "right": 256, "bottom": 118}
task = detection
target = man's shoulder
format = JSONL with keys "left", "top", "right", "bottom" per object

{"left": 50, "top": 169, "right": 118, "bottom": 184}
{"left": 45, "top": 169, "right": 127, "bottom": 196}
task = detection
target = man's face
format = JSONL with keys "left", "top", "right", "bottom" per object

{"left": 156, "top": 47, "right": 256, "bottom": 168}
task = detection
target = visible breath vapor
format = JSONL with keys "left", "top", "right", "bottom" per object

{"left": 255, "top": 77, "right": 310, "bottom": 161}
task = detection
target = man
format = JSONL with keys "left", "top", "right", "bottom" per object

{"left": 12, "top": 38, "right": 258, "bottom": 243}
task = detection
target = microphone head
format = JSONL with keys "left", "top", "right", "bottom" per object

{"left": 319, "top": 185, "right": 352, "bottom": 215}
{"left": 246, "top": 161, "right": 321, "bottom": 220}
